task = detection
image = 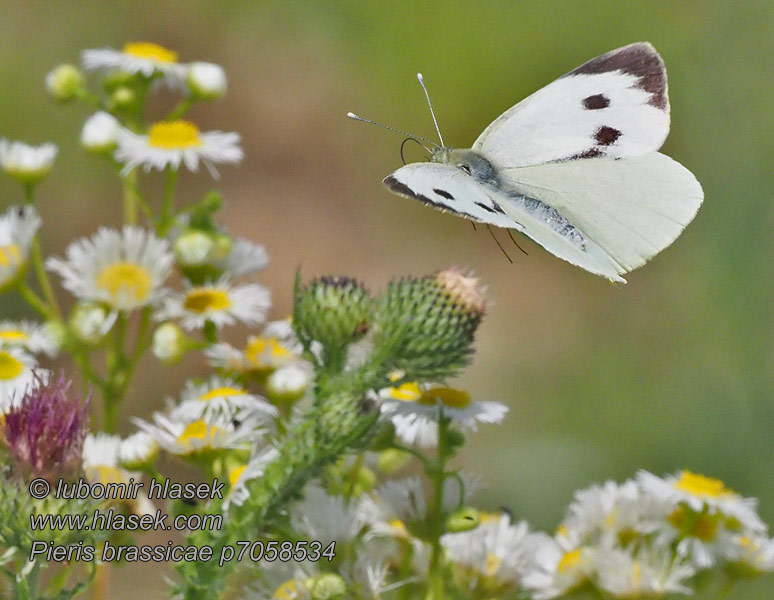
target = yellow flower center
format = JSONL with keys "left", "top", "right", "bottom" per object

{"left": 388, "top": 382, "right": 422, "bottom": 402}
{"left": 667, "top": 506, "right": 718, "bottom": 541}
{"left": 228, "top": 465, "right": 246, "bottom": 488}
{"left": 273, "top": 579, "right": 302, "bottom": 600}
{"left": 244, "top": 336, "right": 294, "bottom": 369}
{"left": 89, "top": 465, "right": 126, "bottom": 486}
{"left": 674, "top": 470, "right": 733, "bottom": 498}
{"left": 177, "top": 419, "right": 224, "bottom": 450}
{"left": 0, "top": 330, "right": 28, "bottom": 343}
{"left": 480, "top": 511, "right": 501, "bottom": 524}
{"left": 485, "top": 552, "right": 502, "bottom": 577}
{"left": 198, "top": 386, "right": 247, "bottom": 402}
{"left": 183, "top": 288, "right": 231, "bottom": 314}
{"left": 96, "top": 262, "right": 153, "bottom": 305}
{"left": 558, "top": 548, "right": 583, "bottom": 574}
{"left": 148, "top": 120, "right": 202, "bottom": 149}
{"left": 419, "top": 386, "right": 471, "bottom": 409}
{"left": 556, "top": 523, "right": 569, "bottom": 537}
{"left": 388, "top": 518, "right": 410, "bottom": 539}
{"left": 0, "top": 351, "right": 23, "bottom": 380}
{"left": 0, "top": 244, "right": 22, "bottom": 268}
{"left": 122, "top": 42, "right": 178, "bottom": 63}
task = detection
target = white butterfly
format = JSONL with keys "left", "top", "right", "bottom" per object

{"left": 349, "top": 42, "right": 703, "bottom": 283}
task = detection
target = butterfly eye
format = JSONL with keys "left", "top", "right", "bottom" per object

{"left": 459, "top": 164, "right": 471, "bottom": 175}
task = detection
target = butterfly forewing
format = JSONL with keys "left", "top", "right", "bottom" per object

{"left": 473, "top": 42, "right": 670, "bottom": 167}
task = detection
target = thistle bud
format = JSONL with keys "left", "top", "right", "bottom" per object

{"left": 45, "top": 64, "right": 84, "bottom": 103}
{"left": 376, "top": 268, "right": 486, "bottom": 379}
{"left": 1, "top": 372, "right": 90, "bottom": 481}
{"left": 294, "top": 276, "right": 371, "bottom": 351}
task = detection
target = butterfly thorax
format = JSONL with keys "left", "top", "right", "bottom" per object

{"left": 432, "top": 147, "right": 500, "bottom": 187}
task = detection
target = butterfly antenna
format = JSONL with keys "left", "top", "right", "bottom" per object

{"left": 347, "top": 112, "right": 438, "bottom": 149}
{"left": 486, "top": 225, "right": 513, "bottom": 263}
{"left": 507, "top": 229, "right": 529, "bottom": 256}
{"left": 417, "top": 73, "right": 445, "bottom": 148}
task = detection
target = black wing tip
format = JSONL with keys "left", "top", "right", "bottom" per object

{"left": 567, "top": 42, "right": 668, "bottom": 111}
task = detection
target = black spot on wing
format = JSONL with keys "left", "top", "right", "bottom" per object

{"left": 432, "top": 188, "right": 455, "bottom": 200}
{"left": 569, "top": 148, "right": 604, "bottom": 160}
{"left": 567, "top": 42, "right": 668, "bottom": 111}
{"left": 475, "top": 201, "right": 506, "bottom": 215}
{"left": 595, "top": 126, "right": 621, "bottom": 145}
{"left": 383, "top": 175, "right": 475, "bottom": 220}
{"left": 582, "top": 94, "right": 610, "bottom": 110}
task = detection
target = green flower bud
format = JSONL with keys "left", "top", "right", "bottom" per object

{"left": 376, "top": 447, "right": 410, "bottom": 474}
{"left": 174, "top": 230, "right": 214, "bottom": 267}
{"left": 45, "top": 64, "right": 85, "bottom": 103}
{"left": 102, "top": 71, "right": 135, "bottom": 92}
{"left": 310, "top": 573, "right": 347, "bottom": 600}
{"left": 108, "top": 86, "right": 136, "bottom": 111}
{"left": 294, "top": 275, "right": 371, "bottom": 351}
{"left": 446, "top": 506, "right": 481, "bottom": 533}
{"left": 209, "top": 232, "right": 233, "bottom": 261}
{"left": 376, "top": 268, "right": 485, "bottom": 380}
{"left": 69, "top": 302, "right": 115, "bottom": 343}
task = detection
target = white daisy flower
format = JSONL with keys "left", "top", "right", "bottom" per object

{"left": 379, "top": 383, "right": 507, "bottom": 448}
{"left": 133, "top": 412, "right": 265, "bottom": 457}
{"left": 442, "top": 512, "right": 549, "bottom": 591}
{"left": 0, "top": 321, "right": 59, "bottom": 357}
{"left": 593, "top": 546, "right": 695, "bottom": 598}
{"left": 187, "top": 62, "right": 227, "bottom": 99}
{"left": 118, "top": 431, "right": 159, "bottom": 470}
{"left": 224, "top": 447, "right": 279, "bottom": 509}
{"left": 114, "top": 119, "right": 242, "bottom": 178}
{"left": 522, "top": 535, "right": 596, "bottom": 600}
{"left": 81, "top": 42, "right": 186, "bottom": 82}
{"left": 168, "top": 376, "right": 277, "bottom": 421}
{"left": 157, "top": 277, "right": 270, "bottom": 331}
{"left": 0, "top": 139, "right": 57, "bottom": 184}
{"left": 291, "top": 486, "right": 367, "bottom": 547}
{"left": 360, "top": 476, "right": 428, "bottom": 542}
{"left": 0, "top": 205, "right": 40, "bottom": 288}
{"left": 47, "top": 226, "right": 173, "bottom": 312}
{"left": 722, "top": 533, "right": 774, "bottom": 574}
{"left": 638, "top": 470, "right": 766, "bottom": 532}
{"left": 81, "top": 112, "right": 121, "bottom": 153}
{"left": 0, "top": 349, "right": 44, "bottom": 413}
{"left": 82, "top": 432, "right": 155, "bottom": 515}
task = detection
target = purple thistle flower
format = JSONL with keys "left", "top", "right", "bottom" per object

{"left": 2, "top": 371, "right": 90, "bottom": 481}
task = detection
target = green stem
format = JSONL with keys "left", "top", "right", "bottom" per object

{"left": 122, "top": 169, "right": 139, "bottom": 225}
{"left": 167, "top": 97, "right": 195, "bottom": 121}
{"left": 103, "top": 313, "right": 128, "bottom": 432}
{"left": 16, "top": 284, "right": 53, "bottom": 321}
{"left": 424, "top": 414, "right": 451, "bottom": 600}
{"left": 158, "top": 167, "right": 179, "bottom": 235}
{"left": 24, "top": 184, "right": 61, "bottom": 320}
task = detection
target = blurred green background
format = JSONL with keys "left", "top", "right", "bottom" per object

{"left": 1, "top": 0, "right": 772, "bottom": 597}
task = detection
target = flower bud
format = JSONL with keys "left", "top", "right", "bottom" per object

{"left": 446, "top": 506, "right": 481, "bottom": 533}
{"left": 187, "top": 62, "right": 227, "bottom": 99}
{"left": 266, "top": 363, "right": 310, "bottom": 403}
{"left": 69, "top": 303, "right": 116, "bottom": 343}
{"left": 0, "top": 140, "right": 58, "bottom": 185}
{"left": 45, "top": 64, "right": 84, "bottom": 103}
{"left": 174, "top": 230, "right": 214, "bottom": 266}
{"left": 152, "top": 322, "right": 187, "bottom": 364}
{"left": 108, "top": 86, "right": 136, "bottom": 111}
{"left": 376, "top": 447, "right": 410, "bottom": 474}
{"left": 294, "top": 276, "right": 371, "bottom": 351}
{"left": 309, "top": 573, "right": 347, "bottom": 600}
{"left": 377, "top": 268, "right": 486, "bottom": 380}
{"left": 80, "top": 112, "right": 121, "bottom": 153}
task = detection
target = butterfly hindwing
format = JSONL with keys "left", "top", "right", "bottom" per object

{"left": 473, "top": 42, "right": 670, "bottom": 167}
{"left": 383, "top": 163, "right": 525, "bottom": 230}
{"left": 497, "top": 152, "right": 703, "bottom": 279}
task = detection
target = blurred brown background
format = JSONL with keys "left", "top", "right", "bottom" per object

{"left": 1, "top": 1, "right": 772, "bottom": 597}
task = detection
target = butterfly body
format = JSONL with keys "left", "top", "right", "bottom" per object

{"left": 374, "top": 43, "right": 704, "bottom": 283}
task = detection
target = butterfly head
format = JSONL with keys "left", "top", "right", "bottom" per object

{"left": 432, "top": 147, "right": 499, "bottom": 186}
